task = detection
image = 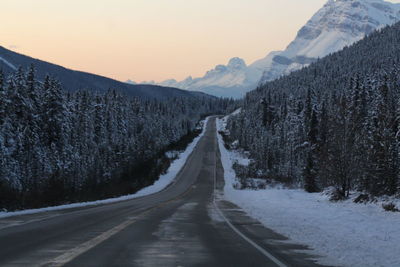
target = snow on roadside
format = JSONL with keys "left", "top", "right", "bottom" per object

{"left": 132, "top": 116, "right": 210, "bottom": 197}
{"left": 0, "top": 117, "right": 211, "bottom": 219}
{"left": 216, "top": 117, "right": 400, "bottom": 267}
{"left": 218, "top": 108, "right": 241, "bottom": 132}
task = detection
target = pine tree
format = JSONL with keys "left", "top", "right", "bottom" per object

{"left": 0, "top": 70, "right": 5, "bottom": 125}
{"left": 303, "top": 108, "right": 319, "bottom": 192}
{"left": 43, "top": 77, "right": 65, "bottom": 150}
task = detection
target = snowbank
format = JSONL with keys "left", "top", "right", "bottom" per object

{"left": 218, "top": 108, "right": 241, "bottom": 132}
{"left": 216, "top": 118, "right": 400, "bottom": 267}
{"left": 0, "top": 117, "right": 211, "bottom": 219}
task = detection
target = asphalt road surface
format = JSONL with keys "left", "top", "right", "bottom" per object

{"left": 0, "top": 117, "right": 324, "bottom": 267}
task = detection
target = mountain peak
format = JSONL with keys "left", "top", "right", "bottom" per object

{"left": 286, "top": 0, "right": 400, "bottom": 59}
{"left": 155, "top": 0, "right": 400, "bottom": 98}
{"left": 227, "top": 57, "right": 247, "bottom": 69}
{"left": 257, "top": 0, "right": 400, "bottom": 84}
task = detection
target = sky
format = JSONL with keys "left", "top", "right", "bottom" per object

{"left": 1, "top": 0, "right": 400, "bottom": 83}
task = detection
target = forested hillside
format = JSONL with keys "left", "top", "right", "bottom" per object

{"left": 0, "top": 46, "right": 207, "bottom": 100}
{"left": 0, "top": 66, "right": 230, "bottom": 210}
{"left": 226, "top": 22, "right": 400, "bottom": 198}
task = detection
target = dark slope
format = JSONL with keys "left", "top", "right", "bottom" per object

{"left": 0, "top": 46, "right": 209, "bottom": 100}
{"left": 251, "top": 22, "right": 400, "bottom": 99}
{"left": 226, "top": 22, "right": 400, "bottom": 197}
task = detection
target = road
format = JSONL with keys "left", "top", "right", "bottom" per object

{"left": 0, "top": 117, "right": 323, "bottom": 267}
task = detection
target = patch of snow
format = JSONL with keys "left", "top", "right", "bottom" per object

{"left": 0, "top": 56, "right": 17, "bottom": 71}
{"left": 0, "top": 117, "right": 211, "bottom": 219}
{"left": 125, "top": 79, "right": 137, "bottom": 85}
{"left": 207, "top": 203, "right": 225, "bottom": 223}
{"left": 249, "top": 51, "right": 282, "bottom": 72}
{"left": 216, "top": 118, "right": 400, "bottom": 267}
{"left": 165, "top": 150, "right": 179, "bottom": 159}
{"left": 219, "top": 108, "right": 241, "bottom": 132}
{"left": 230, "top": 108, "right": 242, "bottom": 116}
{"left": 216, "top": 118, "right": 242, "bottom": 191}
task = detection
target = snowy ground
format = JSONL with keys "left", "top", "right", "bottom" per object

{"left": 216, "top": 117, "right": 400, "bottom": 267}
{"left": 0, "top": 117, "right": 210, "bottom": 219}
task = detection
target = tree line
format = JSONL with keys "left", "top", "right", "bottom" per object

{"left": 226, "top": 22, "right": 400, "bottom": 198}
{"left": 0, "top": 66, "right": 231, "bottom": 210}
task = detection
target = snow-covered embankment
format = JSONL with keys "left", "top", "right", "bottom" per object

{"left": 216, "top": 116, "right": 400, "bottom": 267}
{"left": 0, "top": 117, "right": 211, "bottom": 219}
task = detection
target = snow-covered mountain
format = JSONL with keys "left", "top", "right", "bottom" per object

{"left": 259, "top": 0, "right": 400, "bottom": 83}
{"left": 132, "top": 0, "right": 400, "bottom": 98}
{"left": 159, "top": 57, "right": 261, "bottom": 98}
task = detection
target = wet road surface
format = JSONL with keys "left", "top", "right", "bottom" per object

{"left": 0, "top": 118, "right": 323, "bottom": 267}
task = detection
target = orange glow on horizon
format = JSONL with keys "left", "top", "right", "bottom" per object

{"left": 2, "top": 0, "right": 400, "bottom": 83}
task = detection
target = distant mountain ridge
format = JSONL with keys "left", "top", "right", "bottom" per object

{"left": 144, "top": 57, "right": 261, "bottom": 99}
{"left": 144, "top": 0, "right": 400, "bottom": 98}
{"left": 0, "top": 46, "right": 209, "bottom": 100}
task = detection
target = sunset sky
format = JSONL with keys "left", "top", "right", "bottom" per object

{"left": 2, "top": 0, "right": 400, "bottom": 82}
